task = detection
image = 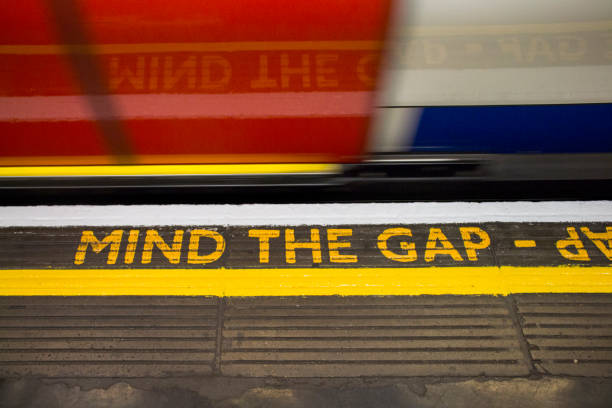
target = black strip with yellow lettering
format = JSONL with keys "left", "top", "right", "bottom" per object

{"left": 0, "top": 223, "right": 609, "bottom": 269}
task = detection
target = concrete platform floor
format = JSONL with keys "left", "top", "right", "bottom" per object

{"left": 2, "top": 376, "right": 612, "bottom": 408}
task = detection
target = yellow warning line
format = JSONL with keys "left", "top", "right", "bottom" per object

{"left": 0, "top": 163, "right": 340, "bottom": 177}
{"left": 1, "top": 266, "right": 611, "bottom": 296}
{"left": 0, "top": 41, "right": 380, "bottom": 55}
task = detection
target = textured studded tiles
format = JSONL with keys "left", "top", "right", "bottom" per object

{"left": 221, "top": 296, "right": 528, "bottom": 377}
{"left": 0, "top": 297, "right": 218, "bottom": 377}
{"left": 3, "top": 295, "right": 612, "bottom": 378}
{"left": 516, "top": 294, "right": 612, "bottom": 376}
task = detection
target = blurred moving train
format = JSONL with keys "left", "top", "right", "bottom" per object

{"left": 0, "top": 0, "right": 611, "bottom": 190}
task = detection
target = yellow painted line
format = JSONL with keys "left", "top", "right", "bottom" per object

{"left": 514, "top": 240, "right": 537, "bottom": 248}
{"left": 408, "top": 20, "right": 612, "bottom": 36}
{"left": 1, "top": 266, "right": 611, "bottom": 296}
{"left": 0, "top": 41, "right": 380, "bottom": 55}
{"left": 0, "top": 163, "right": 340, "bottom": 177}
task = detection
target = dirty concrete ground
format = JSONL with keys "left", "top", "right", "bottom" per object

{"left": 2, "top": 377, "right": 612, "bottom": 408}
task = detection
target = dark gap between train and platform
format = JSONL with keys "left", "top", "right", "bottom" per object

{"left": 2, "top": 179, "right": 612, "bottom": 205}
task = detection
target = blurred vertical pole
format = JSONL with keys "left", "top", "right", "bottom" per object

{"left": 45, "top": 0, "right": 133, "bottom": 164}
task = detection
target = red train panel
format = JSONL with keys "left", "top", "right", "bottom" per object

{"left": 0, "top": 1, "right": 391, "bottom": 166}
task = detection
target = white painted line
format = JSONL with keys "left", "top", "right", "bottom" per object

{"left": 0, "top": 201, "right": 610, "bottom": 226}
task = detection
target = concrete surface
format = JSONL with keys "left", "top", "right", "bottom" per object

{"left": 2, "top": 377, "right": 612, "bottom": 408}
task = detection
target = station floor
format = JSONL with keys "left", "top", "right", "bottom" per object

{"left": 0, "top": 201, "right": 611, "bottom": 407}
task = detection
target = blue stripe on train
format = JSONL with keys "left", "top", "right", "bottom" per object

{"left": 409, "top": 104, "right": 612, "bottom": 153}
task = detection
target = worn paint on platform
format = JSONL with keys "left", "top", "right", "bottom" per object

{"left": 0, "top": 223, "right": 610, "bottom": 295}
